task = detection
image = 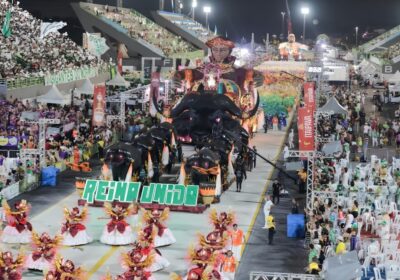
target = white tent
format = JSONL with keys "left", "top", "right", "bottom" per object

{"left": 37, "top": 85, "right": 70, "bottom": 105}
{"left": 75, "top": 78, "right": 94, "bottom": 95}
{"left": 389, "top": 71, "right": 400, "bottom": 83}
{"left": 342, "top": 52, "right": 354, "bottom": 61}
{"left": 106, "top": 72, "right": 130, "bottom": 87}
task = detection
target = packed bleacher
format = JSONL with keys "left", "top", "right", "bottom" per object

{"left": 360, "top": 25, "right": 400, "bottom": 52}
{"left": 157, "top": 11, "right": 216, "bottom": 43}
{"left": 300, "top": 85, "right": 400, "bottom": 279}
{"left": 0, "top": 0, "right": 103, "bottom": 81}
{"left": 82, "top": 3, "right": 198, "bottom": 57}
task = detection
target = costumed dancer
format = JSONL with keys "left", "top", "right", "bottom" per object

{"left": 0, "top": 250, "right": 25, "bottom": 280}
{"left": 44, "top": 256, "right": 85, "bottom": 280}
{"left": 117, "top": 249, "right": 155, "bottom": 280}
{"left": 209, "top": 209, "right": 235, "bottom": 237}
{"left": 26, "top": 232, "right": 62, "bottom": 271}
{"left": 199, "top": 230, "right": 229, "bottom": 254}
{"left": 2, "top": 199, "right": 32, "bottom": 244}
{"left": 61, "top": 205, "right": 92, "bottom": 246}
{"left": 142, "top": 207, "right": 176, "bottom": 247}
{"left": 100, "top": 202, "right": 136, "bottom": 245}
{"left": 133, "top": 226, "right": 170, "bottom": 272}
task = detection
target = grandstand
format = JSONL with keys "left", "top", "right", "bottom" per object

{"left": 72, "top": 2, "right": 203, "bottom": 60}
{"left": 0, "top": 0, "right": 107, "bottom": 92}
{"left": 359, "top": 25, "right": 400, "bottom": 54}
{"left": 358, "top": 25, "right": 400, "bottom": 75}
{"left": 152, "top": 10, "right": 216, "bottom": 50}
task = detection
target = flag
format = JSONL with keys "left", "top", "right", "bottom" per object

{"left": 40, "top": 21, "right": 67, "bottom": 39}
{"left": 2, "top": 9, "right": 12, "bottom": 38}
{"left": 87, "top": 33, "right": 109, "bottom": 57}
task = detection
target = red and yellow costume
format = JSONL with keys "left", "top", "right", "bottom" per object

{"left": 132, "top": 226, "right": 170, "bottom": 272}
{"left": 142, "top": 207, "right": 176, "bottom": 247}
{"left": 2, "top": 200, "right": 32, "bottom": 244}
{"left": 44, "top": 256, "right": 85, "bottom": 280}
{"left": 100, "top": 202, "right": 136, "bottom": 245}
{"left": 116, "top": 250, "right": 155, "bottom": 280}
{"left": 61, "top": 206, "right": 92, "bottom": 246}
{"left": 0, "top": 251, "right": 25, "bottom": 280}
{"left": 209, "top": 209, "right": 235, "bottom": 237}
{"left": 26, "top": 232, "right": 62, "bottom": 271}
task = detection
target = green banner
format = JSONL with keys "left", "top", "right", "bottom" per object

{"left": 2, "top": 10, "right": 11, "bottom": 38}
{"left": 82, "top": 180, "right": 199, "bottom": 207}
{"left": 44, "top": 67, "right": 98, "bottom": 86}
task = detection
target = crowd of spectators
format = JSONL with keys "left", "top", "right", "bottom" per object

{"left": 158, "top": 11, "right": 215, "bottom": 43}
{"left": 0, "top": 0, "right": 102, "bottom": 80}
{"left": 301, "top": 85, "right": 400, "bottom": 277}
{"left": 85, "top": 3, "right": 197, "bottom": 57}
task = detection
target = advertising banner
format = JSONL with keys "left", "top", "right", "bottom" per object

{"left": 298, "top": 107, "right": 314, "bottom": 151}
{"left": 0, "top": 136, "right": 19, "bottom": 147}
{"left": 82, "top": 180, "right": 199, "bottom": 207}
{"left": 303, "top": 82, "right": 316, "bottom": 111}
{"left": 92, "top": 85, "right": 106, "bottom": 127}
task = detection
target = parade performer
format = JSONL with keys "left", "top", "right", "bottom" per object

{"left": 142, "top": 207, "right": 176, "bottom": 247}
{"left": 133, "top": 226, "right": 170, "bottom": 272}
{"left": 61, "top": 205, "right": 92, "bottom": 246}
{"left": 220, "top": 250, "right": 236, "bottom": 280}
{"left": 2, "top": 199, "right": 32, "bottom": 244}
{"left": 209, "top": 209, "right": 235, "bottom": 237}
{"left": 117, "top": 249, "right": 155, "bottom": 280}
{"left": 44, "top": 256, "right": 85, "bottom": 280}
{"left": 100, "top": 202, "right": 136, "bottom": 245}
{"left": 0, "top": 250, "right": 25, "bottom": 280}
{"left": 26, "top": 232, "right": 62, "bottom": 271}
{"left": 199, "top": 230, "right": 228, "bottom": 253}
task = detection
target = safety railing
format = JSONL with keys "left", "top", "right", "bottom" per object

{"left": 250, "top": 272, "right": 320, "bottom": 280}
{"left": 6, "top": 76, "right": 45, "bottom": 90}
{"left": 0, "top": 150, "right": 19, "bottom": 158}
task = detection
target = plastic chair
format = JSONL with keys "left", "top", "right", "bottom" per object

{"left": 373, "top": 267, "right": 383, "bottom": 280}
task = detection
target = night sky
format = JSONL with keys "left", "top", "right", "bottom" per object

{"left": 18, "top": 0, "right": 400, "bottom": 44}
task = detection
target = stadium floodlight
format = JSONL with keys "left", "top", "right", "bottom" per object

{"left": 301, "top": 7, "right": 310, "bottom": 42}
{"left": 203, "top": 6, "right": 211, "bottom": 30}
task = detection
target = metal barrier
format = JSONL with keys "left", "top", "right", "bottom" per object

{"left": 6, "top": 76, "right": 45, "bottom": 89}
{"left": 0, "top": 150, "right": 19, "bottom": 158}
{"left": 250, "top": 272, "right": 320, "bottom": 280}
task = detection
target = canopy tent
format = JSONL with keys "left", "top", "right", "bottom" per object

{"left": 37, "top": 85, "right": 70, "bottom": 105}
{"left": 75, "top": 78, "right": 94, "bottom": 95}
{"left": 389, "top": 71, "right": 400, "bottom": 83}
{"left": 318, "top": 97, "right": 348, "bottom": 115}
{"left": 106, "top": 72, "right": 130, "bottom": 87}
{"left": 322, "top": 140, "right": 342, "bottom": 156}
{"left": 342, "top": 52, "right": 354, "bottom": 61}
{"left": 322, "top": 251, "right": 362, "bottom": 280}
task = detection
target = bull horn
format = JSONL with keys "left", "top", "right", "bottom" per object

{"left": 242, "top": 91, "right": 260, "bottom": 119}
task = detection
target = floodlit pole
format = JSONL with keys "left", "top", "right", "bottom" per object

{"left": 355, "top": 26, "right": 359, "bottom": 47}
{"left": 301, "top": 7, "right": 309, "bottom": 43}
{"left": 192, "top": 0, "right": 197, "bottom": 20}
{"left": 281, "top": 12, "right": 286, "bottom": 38}
{"left": 203, "top": 6, "right": 211, "bottom": 31}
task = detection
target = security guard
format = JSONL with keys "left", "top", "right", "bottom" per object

{"left": 266, "top": 214, "right": 276, "bottom": 245}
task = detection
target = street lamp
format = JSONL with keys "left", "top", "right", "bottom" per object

{"left": 355, "top": 26, "right": 359, "bottom": 47}
{"left": 203, "top": 6, "right": 211, "bottom": 30}
{"left": 301, "top": 7, "right": 309, "bottom": 43}
{"left": 281, "top": 12, "right": 286, "bottom": 39}
{"left": 192, "top": 0, "right": 197, "bottom": 20}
